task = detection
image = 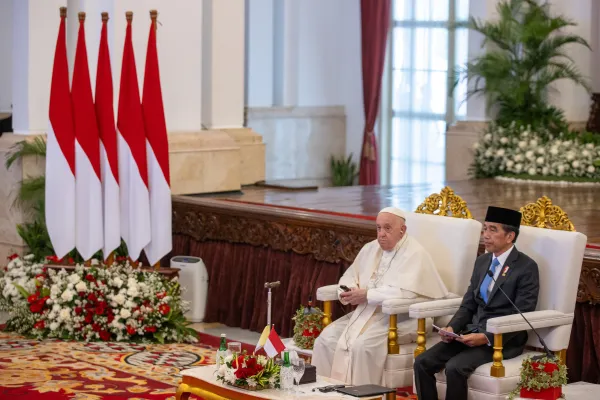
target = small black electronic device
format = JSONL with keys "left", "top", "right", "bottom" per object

{"left": 312, "top": 385, "right": 346, "bottom": 393}
{"left": 339, "top": 285, "right": 351, "bottom": 292}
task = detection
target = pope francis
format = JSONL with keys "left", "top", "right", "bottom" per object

{"left": 311, "top": 207, "right": 449, "bottom": 385}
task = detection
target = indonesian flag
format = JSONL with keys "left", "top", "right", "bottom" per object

{"left": 72, "top": 13, "right": 103, "bottom": 261}
{"left": 264, "top": 328, "right": 286, "bottom": 359}
{"left": 95, "top": 13, "right": 120, "bottom": 260}
{"left": 117, "top": 14, "right": 151, "bottom": 260}
{"left": 46, "top": 8, "right": 75, "bottom": 259}
{"left": 142, "top": 14, "right": 172, "bottom": 266}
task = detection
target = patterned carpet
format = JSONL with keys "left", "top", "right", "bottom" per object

{"left": 0, "top": 330, "right": 258, "bottom": 399}
{"left": 0, "top": 330, "right": 416, "bottom": 399}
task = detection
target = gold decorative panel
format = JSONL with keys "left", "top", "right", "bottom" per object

{"left": 415, "top": 186, "right": 473, "bottom": 219}
{"left": 520, "top": 196, "right": 575, "bottom": 231}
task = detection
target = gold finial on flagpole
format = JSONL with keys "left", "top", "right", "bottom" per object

{"left": 101, "top": 12, "right": 109, "bottom": 22}
{"left": 150, "top": 9, "right": 158, "bottom": 30}
{"left": 126, "top": 11, "right": 133, "bottom": 22}
{"left": 78, "top": 12, "right": 86, "bottom": 22}
{"left": 60, "top": 7, "right": 67, "bottom": 18}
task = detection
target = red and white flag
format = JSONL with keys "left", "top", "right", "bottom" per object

{"left": 72, "top": 13, "right": 103, "bottom": 260}
{"left": 264, "top": 328, "right": 286, "bottom": 359}
{"left": 46, "top": 8, "right": 75, "bottom": 259}
{"left": 142, "top": 14, "right": 172, "bottom": 266}
{"left": 95, "top": 12, "right": 120, "bottom": 260}
{"left": 117, "top": 14, "right": 151, "bottom": 260}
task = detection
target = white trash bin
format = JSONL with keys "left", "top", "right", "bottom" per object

{"left": 171, "top": 256, "right": 208, "bottom": 322}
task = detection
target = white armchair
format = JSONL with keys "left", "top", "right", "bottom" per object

{"left": 315, "top": 187, "right": 482, "bottom": 388}
{"left": 409, "top": 197, "right": 586, "bottom": 399}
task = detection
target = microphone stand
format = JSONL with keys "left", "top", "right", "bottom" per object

{"left": 264, "top": 281, "right": 281, "bottom": 329}
{"left": 486, "top": 270, "right": 556, "bottom": 360}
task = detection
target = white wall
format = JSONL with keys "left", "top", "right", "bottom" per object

{"left": 0, "top": 0, "right": 13, "bottom": 113}
{"left": 246, "top": 0, "right": 364, "bottom": 159}
{"left": 297, "top": 0, "right": 364, "bottom": 159}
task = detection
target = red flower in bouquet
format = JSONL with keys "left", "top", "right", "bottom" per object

{"left": 145, "top": 326, "right": 157, "bottom": 333}
{"left": 99, "top": 330, "right": 111, "bottom": 341}
{"left": 29, "top": 300, "right": 44, "bottom": 314}
{"left": 126, "top": 325, "right": 136, "bottom": 335}
{"left": 7, "top": 253, "right": 18, "bottom": 261}
{"left": 233, "top": 355, "right": 264, "bottom": 379}
{"left": 85, "top": 274, "right": 96, "bottom": 282}
{"left": 34, "top": 320, "right": 45, "bottom": 329}
{"left": 27, "top": 294, "right": 38, "bottom": 304}
{"left": 159, "top": 304, "right": 170, "bottom": 315}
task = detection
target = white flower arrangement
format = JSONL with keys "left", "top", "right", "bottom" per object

{"left": 0, "top": 255, "right": 197, "bottom": 343}
{"left": 472, "top": 123, "right": 600, "bottom": 181}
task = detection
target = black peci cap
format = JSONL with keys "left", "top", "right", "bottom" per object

{"left": 485, "top": 206, "right": 522, "bottom": 227}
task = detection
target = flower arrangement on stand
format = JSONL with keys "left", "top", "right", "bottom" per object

{"left": 216, "top": 351, "right": 280, "bottom": 390}
{"left": 0, "top": 255, "right": 197, "bottom": 343}
{"left": 292, "top": 305, "right": 324, "bottom": 349}
{"left": 508, "top": 356, "right": 567, "bottom": 400}
{"left": 472, "top": 123, "right": 600, "bottom": 182}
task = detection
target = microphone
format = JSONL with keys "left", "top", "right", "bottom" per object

{"left": 486, "top": 270, "right": 555, "bottom": 360}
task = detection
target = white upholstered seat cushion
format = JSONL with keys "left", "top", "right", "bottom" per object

{"left": 434, "top": 350, "right": 542, "bottom": 400}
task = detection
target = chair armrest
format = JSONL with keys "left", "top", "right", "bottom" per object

{"left": 316, "top": 285, "right": 339, "bottom": 302}
{"left": 408, "top": 298, "right": 463, "bottom": 319}
{"left": 486, "top": 310, "right": 574, "bottom": 334}
{"left": 382, "top": 297, "right": 430, "bottom": 315}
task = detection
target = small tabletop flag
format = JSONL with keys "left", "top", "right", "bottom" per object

{"left": 264, "top": 328, "right": 286, "bottom": 359}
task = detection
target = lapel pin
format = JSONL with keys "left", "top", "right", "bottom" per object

{"left": 501, "top": 266, "right": 510, "bottom": 276}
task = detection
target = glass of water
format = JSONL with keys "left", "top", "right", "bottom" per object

{"left": 292, "top": 358, "right": 305, "bottom": 395}
{"left": 228, "top": 342, "right": 242, "bottom": 368}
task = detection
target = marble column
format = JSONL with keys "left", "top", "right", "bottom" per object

{"left": 547, "top": 0, "right": 593, "bottom": 123}
{"left": 0, "top": 0, "right": 12, "bottom": 113}
{"left": 12, "top": 0, "right": 67, "bottom": 134}
{"left": 202, "top": 0, "right": 265, "bottom": 185}
{"left": 202, "top": 0, "right": 245, "bottom": 129}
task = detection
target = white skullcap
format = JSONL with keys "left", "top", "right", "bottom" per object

{"left": 378, "top": 207, "right": 406, "bottom": 220}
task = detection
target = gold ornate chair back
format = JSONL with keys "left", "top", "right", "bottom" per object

{"left": 415, "top": 186, "right": 473, "bottom": 219}
{"left": 519, "top": 196, "right": 575, "bottom": 231}
{"left": 520, "top": 196, "right": 575, "bottom": 232}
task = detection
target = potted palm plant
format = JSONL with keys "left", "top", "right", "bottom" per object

{"left": 453, "top": 0, "right": 591, "bottom": 136}
{"left": 330, "top": 153, "right": 358, "bottom": 186}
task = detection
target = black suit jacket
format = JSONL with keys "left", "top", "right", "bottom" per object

{"left": 448, "top": 247, "right": 540, "bottom": 350}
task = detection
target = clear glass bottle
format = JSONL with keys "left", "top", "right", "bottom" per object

{"left": 280, "top": 350, "right": 294, "bottom": 391}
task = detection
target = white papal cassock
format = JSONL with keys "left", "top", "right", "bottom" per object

{"left": 311, "top": 234, "right": 448, "bottom": 385}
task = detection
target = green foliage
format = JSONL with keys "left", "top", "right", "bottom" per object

{"left": 330, "top": 153, "right": 358, "bottom": 186}
{"left": 453, "top": 0, "right": 591, "bottom": 133}
{"left": 292, "top": 305, "right": 324, "bottom": 350}
{"left": 508, "top": 356, "right": 567, "bottom": 399}
{"left": 4, "top": 137, "right": 47, "bottom": 169}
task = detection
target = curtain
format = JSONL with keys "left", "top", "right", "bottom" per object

{"left": 358, "top": 0, "right": 391, "bottom": 185}
{"left": 567, "top": 303, "right": 600, "bottom": 383}
{"left": 172, "top": 235, "right": 352, "bottom": 338}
